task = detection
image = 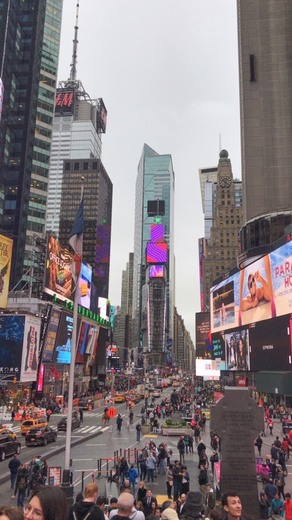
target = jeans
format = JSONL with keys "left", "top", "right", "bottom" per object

{"left": 173, "top": 479, "right": 182, "bottom": 501}
{"left": 17, "top": 489, "right": 26, "bottom": 507}
{"left": 147, "top": 468, "right": 154, "bottom": 482}
{"left": 11, "top": 473, "right": 17, "bottom": 490}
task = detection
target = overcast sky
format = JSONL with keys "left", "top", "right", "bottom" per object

{"left": 57, "top": 0, "right": 241, "bottom": 341}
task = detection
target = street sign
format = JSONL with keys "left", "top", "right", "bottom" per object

{"left": 107, "top": 406, "right": 117, "bottom": 419}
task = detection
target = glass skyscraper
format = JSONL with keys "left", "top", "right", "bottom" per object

{"left": 132, "top": 144, "right": 175, "bottom": 363}
{"left": 0, "top": 0, "right": 63, "bottom": 288}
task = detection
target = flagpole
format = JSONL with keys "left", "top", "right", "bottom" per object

{"left": 63, "top": 179, "right": 84, "bottom": 487}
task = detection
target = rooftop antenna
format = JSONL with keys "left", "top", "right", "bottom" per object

{"left": 219, "top": 133, "right": 222, "bottom": 153}
{"left": 69, "top": 1, "right": 79, "bottom": 82}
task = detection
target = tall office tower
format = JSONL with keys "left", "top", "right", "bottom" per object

{"left": 113, "top": 253, "right": 134, "bottom": 365}
{"left": 58, "top": 158, "right": 112, "bottom": 299}
{"left": 132, "top": 144, "right": 175, "bottom": 367}
{"left": 173, "top": 308, "right": 194, "bottom": 371}
{"left": 46, "top": 3, "right": 105, "bottom": 235}
{"left": 237, "top": 0, "right": 292, "bottom": 223}
{"left": 199, "top": 150, "right": 243, "bottom": 311}
{"left": 0, "top": 0, "right": 63, "bottom": 288}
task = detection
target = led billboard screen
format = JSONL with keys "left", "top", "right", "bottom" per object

{"left": 78, "top": 262, "right": 92, "bottom": 310}
{"left": 20, "top": 315, "right": 41, "bottom": 382}
{"left": 0, "top": 315, "right": 25, "bottom": 379}
{"left": 196, "top": 359, "right": 220, "bottom": 378}
{"left": 0, "top": 234, "right": 13, "bottom": 309}
{"left": 146, "top": 241, "right": 167, "bottom": 264}
{"left": 54, "top": 311, "right": 73, "bottom": 364}
{"left": 44, "top": 236, "right": 73, "bottom": 302}
{"left": 149, "top": 265, "right": 164, "bottom": 278}
{"left": 195, "top": 312, "right": 212, "bottom": 358}
{"left": 210, "top": 239, "right": 292, "bottom": 333}
{"left": 42, "top": 308, "right": 61, "bottom": 363}
{"left": 150, "top": 224, "right": 165, "bottom": 242}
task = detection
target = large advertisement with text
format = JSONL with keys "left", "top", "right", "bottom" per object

{"left": 211, "top": 239, "right": 292, "bottom": 333}
{"left": 20, "top": 316, "right": 41, "bottom": 382}
{"left": 0, "top": 234, "right": 13, "bottom": 309}
{"left": 44, "top": 236, "right": 73, "bottom": 302}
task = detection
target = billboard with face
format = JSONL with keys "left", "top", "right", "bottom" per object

{"left": 210, "top": 239, "right": 292, "bottom": 333}
{"left": 44, "top": 236, "right": 73, "bottom": 302}
{"left": 0, "top": 234, "right": 13, "bottom": 308}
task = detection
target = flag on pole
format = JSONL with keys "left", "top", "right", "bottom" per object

{"left": 69, "top": 196, "right": 84, "bottom": 279}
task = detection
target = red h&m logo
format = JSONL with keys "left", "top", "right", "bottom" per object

{"left": 55, "top": 91, "right": 74, "bottom": 109}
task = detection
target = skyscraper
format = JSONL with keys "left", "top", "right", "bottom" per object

{"left": 132, "top": 144, "right": 175, "bottom": 366}
{"left": 199, "top": 150, "right": 243, "bottom": 311}
{"left": 237, "top": 0, "right": 292, "bottom": 222}
{"left": 0, "top": 0, "right": 63, "bottom": 288}
{"left": 46, "top": 3, "right": 105, "bottom": 235}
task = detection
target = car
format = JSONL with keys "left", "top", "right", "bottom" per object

{"left": 0, "top": 428, "right": 17, "bottom": 440}
{"left": 21, "top": 417, "right": 48, "bottom": 436}
{"left": 25, "top": 426, "right": 57, "bottom": 447}
{"left": 57, "top": 411, "right": 81, "bottom": 431}
{"left": 78, "top": 397, "right": 94, "bottom": 410}
{"left": 114, "top": 394, "right": 126, "bottom": 403}
{"left": 0, "top": 435, "right": 21, "bottom": 461}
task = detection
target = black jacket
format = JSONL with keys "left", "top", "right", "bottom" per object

{"left": 68, "top": 501, "right": 105, "bottom": 520}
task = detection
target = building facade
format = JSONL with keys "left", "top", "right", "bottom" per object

{"left": 58, "top": 158, "right": 112, "bottom": 299}
{"left": 132, "top": 144, "right": 175, "bottom": 367}
{"left": 113, "top": 253, "right": 134, "bottom": 366}
{"left": 173, "top": 308, "right": 194, "bottom": 372}
{"left": 199, "top": 150, "right": 243, "bottom": 311}
{"left": 237, "top": 0, "right": 292, "bottom": 222}
{"left": 0, "top": 0, "right": 63, "bottom": 288}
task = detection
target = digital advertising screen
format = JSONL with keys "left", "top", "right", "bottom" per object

{"left": 44, "top": 236, "right": 73, "bottom": 302}
{"left": 146, "top": 241, "right": 167, "bottom": 264}
{"left": 149, "top": 265, "right": 164, "bottom": 278}
{"left": 54, "top": 311, "right": 74, "bottom": 364}
{"left": 224, "top": 328, "right": 250, "bottom": 371}
{"left": 20, "top": 315, "right": 41, "bottom": 382}
{"left": 150, "top": 224, "right": 165, "bottom": 242}
{"left": 249, "top": 314, "right": 292, "bottom": 371}
{"left": 196, "top": 359, "right": 220, "bottom": 378}
{"left": 42, "top": 308, "right": 61, "bottom": 363}
{"left": 0, "top": 315, "right": 25, "bottom": 379}
{"left": 195, "top": 312, "right": 212, "bottom": 358}
{"left": 76, "top": 321, "right": 97, "bottom": 364}
{"left": 0, "top": 234, "right": 13, "bottom": 309}
{"left": 78, "top": 262, "right": 92, "bottom": 310}
{"left": 210, "top": 239, "right": 292, "bottom": 333}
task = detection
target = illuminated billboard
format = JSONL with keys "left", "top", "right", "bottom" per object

{"left": 96, "top": 98, "right": 107, "bottom": 133}
{"left": 20, "top": 315, "right": 41, "bottom": 382}
{"left": 0, "top": 234, "right": 13, "bottom": 309}
{"left": 0, "top": 315, "right": 25, "bottom": 379}
{"left": 54, "top": 311, "right": 74, "bottom": 364}
{"left": 150, "top": 224, "right": 165, "bottom": 242}
{"left": 149, "top": 265, "right": 164, "bottom": 278}
{"left": 195, "top": 312, "right": 212, "bottom": 358}
{"left": 54, "top": 89, "right": 75, "bottom": 114}
{"left": 42, "top": 308, "right": 61, "bottom": 363}
{"left": 78, "top": 262, "right": 92, "bottom": 310}
{"left": 196, "top": 359, "right": 220, "bottom": 379}
{"left": 210, "top": 238, "right": 292, "bottom": 333}
{"left": 146, "top": 241, "right": 167, "bottom": 264}
{"left": 44, "top": 236, "right": 73, "bottom": 302}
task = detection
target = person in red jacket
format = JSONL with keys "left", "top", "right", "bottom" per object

{"left": 284, "top": 493, "right": 292, "bottom": 520}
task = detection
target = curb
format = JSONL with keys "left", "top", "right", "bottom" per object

{"left": 0, "top": 427, "right": 108, "bottom": 486}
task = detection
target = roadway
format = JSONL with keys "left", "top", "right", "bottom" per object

{"left": 0, "top": 390, "right": 291, "bottom": 508}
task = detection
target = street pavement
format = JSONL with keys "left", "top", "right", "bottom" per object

{"left": 0, "top": 394, "right": 292, "bottom": 509}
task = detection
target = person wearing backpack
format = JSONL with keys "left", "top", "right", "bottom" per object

{"left": 68, "top": 482, "right": 105, "bottom": 520}
{"left": 13, "top": 463, "right": 28, "bottom": 507}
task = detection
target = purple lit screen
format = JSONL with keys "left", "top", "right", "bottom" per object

{"left": 150, "top": 224, "right": 165, "bottom": 242}
{"left": 146, "top": 242, "right": 167, "bottom": 264}
{"left": 149, "top": 265, "right": 164, "bottom": 278}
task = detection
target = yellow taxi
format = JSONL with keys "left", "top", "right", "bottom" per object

{"left": 21, "top": 417, "right": 48, "bottom": 436}
{"left": 0, "top": 428, "right": 17, "bottom": 440}
{"left": 114, "top": 393, "right": 126, "bottom": 403}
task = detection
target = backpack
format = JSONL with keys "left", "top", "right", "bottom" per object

{"left": 18, "top": 477, "right": 27, "bottom": 491}
{"left": 73, "top": 504, "right": 96, "bottom": 520}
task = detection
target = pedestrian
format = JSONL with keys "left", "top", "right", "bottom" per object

{"left": 259, "top": 492, "right": 270, "bottom": 519}
{"left": 180, "top": 491, "right": 204, "bottom": 520}
{"left": 268, "top": 419, "right": 274, "bottom": 436}
{"left": 69, "top": 482, "right": 104, "bottom": 520}
{"left": 129, "top": 410, "right": 134, "bottom": 425}
{"left": 13, "top": 462, "right": 28, "bottom": 507}
{"left": 181, "top": 466, "right": 190, "bottom": 495}
{"left": 136, "top": 422, "right": 142, "bottom": 442}
{"left": 41, "top": 459, "right": 48, "bottom": 485}
{"left": 146, "top": 452, "right": 156, "bottom": 483}
{"left": 10, "top": 409, "right": 15, "bottom": 424}
{"left": 0, "top": 506, "right": 23, "bottom": 520}
{"left": 79, "top": 408, "right": 83, "bottom": 424}
{"left": 128, "top": 463, "right": 139, "bottom": 495}
{"left": 8, "top": 454, "right": 21, "bottom": 492}
{"left": 255, "top": 435, "right": 263, "bottom": 456}
{"left": 284, "top": 493, "right": 292, "bottom": 520}
{"left": 166, "top": 464, "right": 173, "bottom": 499}
{"left": 177, "top": 437, "right": 185, "bottom": 464}
{"left": 205, "top": 484, "right": 216, "bottom": 516}
{"left": 172, "top": 460, "right": 183, "bottom": 502}
{"left": 24, "top": 485, "right": 67, "bottom": 520}
{"left": 46, "top": 407, "right": 52, "bottom": 422}
{"left": 269, "top": 492, "right": 284, "bottom": 518}
{"left": 221, "top": 491, "right": 249, "bottom": 520}
{"left": 117, "top": 414, "right": 123, "bottom": 432}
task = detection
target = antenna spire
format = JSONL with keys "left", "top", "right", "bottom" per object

{"left": 70, "top": 1, "right": 79, "bottom": 81}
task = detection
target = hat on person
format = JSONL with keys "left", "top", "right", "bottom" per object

{"left": 183, "top": 491, "right": 204, "bottom": 514}
{"left": 161, "top": 508, "right": 178, "bottom": 520}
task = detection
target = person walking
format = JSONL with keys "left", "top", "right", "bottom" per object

{"left": 8, "top": 454, "right": 21, "bottom": 492}
{"left": 14, "top": 463, "right": 28, "bottom": 507}
{"left": 79, "top": 408, "right": 84, "bottom": 424}
{"left": 117, "top": 414, "right": 123, "bottom": 432}
{"left": 166, "top": 464, "right": 173, "bottom": 499}
{"left": 136, "top": 423, "right": 142, "bottom": 442}
{"left": 128, "top": 463, "right": 139, "bottom": 495}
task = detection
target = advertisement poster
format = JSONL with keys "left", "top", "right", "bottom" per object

{"left": 78, "top": 262, "right": 92, "bottom": 310}
{"left": 195, "top": 312, "right": 212, "bottom": 358}
{"left": 42, "top": 308, "right": 61, "bottom": 362}
{"left": 20, "top": 315, "right": 41, "bottom": 382}
{"left": 0, "top": 315, "right": 25, "bottom": 379}
{"left": 211, "top": 239, "right": 292, "bottom": 332}
{"left": 54, "top": 311, "right": 74, "bottom": 364}
{"left": 48, "top": 466, "right": 62, "bottom": 486}
{"left": 0, "top": 234, "right": 13, "bottom": 309}
{"left": 44, "top": 236, "right": 73, "bottom": 302}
